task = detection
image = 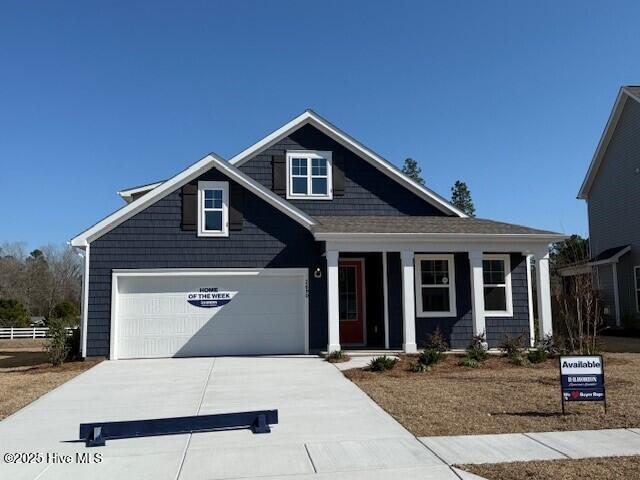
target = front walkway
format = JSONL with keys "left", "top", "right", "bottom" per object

{"left": 0, "top": 356, "right": 461, "bottom": 480}
{"left": 420, "top": 428, "right": 640, "bottom": 465}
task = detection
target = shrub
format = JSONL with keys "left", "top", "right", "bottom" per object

{"left": 500, "top": 333, "right": 526, "bottom": 358}
{"left": 51, "top": 300, "right": 80, "bottom": 327}
{"left": 0, "top": 299, "right": 30, "bottom": 327}
{"left": 510, "top": 354, "right": 530, "bottom": 367}
{"left": 538, "top": 335, "right": 568, "bottom": 358}
{"left": 47, "top": 319, "right": 71, "bottom": 366}
{"left": 466, "top": 334, "right": 488, "bottom": 362}
{"left": 326, "top": 350, "right": 350, "bottom": 363}
{"left": 409, "top": 361, "right": 429, "bottom": 372}
{"left": 458, "top": 357, "right": 479, "bottom": 368}
{"left": 418, "top": 347, "right": 444, "bottom": 367}
{"left": 527, "top": 349, "right": 548, "bottom": 364}
{"left": 425, "top": 327, "right": 449, "bottom": 352}
{"left": 368, "top": 355, "right": 397, "bottom": 372}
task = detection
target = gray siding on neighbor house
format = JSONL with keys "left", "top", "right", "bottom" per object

{"left": 588, "top": 97, "right": 640, "bottom": 320}
{"left": 595, "top": 264, "right": 618, "bottom": 327}
{"left": 239, "top": 124, "right": 448, "bottom": 217}
{"left": 414, "top": 253, "right": 530, "bottom": 349}
{"left": 87, "top": 168, "right": 327, "bottom": 357}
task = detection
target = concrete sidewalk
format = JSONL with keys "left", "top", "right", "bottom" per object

{"left": 420, "top": 428, "right": 640, "bottom": 465}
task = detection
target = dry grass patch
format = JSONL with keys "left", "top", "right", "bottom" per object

{"left": 459, "top": 456, "right": 640, "bottom": 480}
{"left": 0, "top": 339, "right": 100, "bottom": 420}
{"left": 344, "top": 353, "right": 640, "bottom": 436}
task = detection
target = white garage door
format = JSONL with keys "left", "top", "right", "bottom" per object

{"left": 112, "top": 269, "right": 308, "bottom": 359}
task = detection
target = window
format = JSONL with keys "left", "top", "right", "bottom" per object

{"left": 415, "top": 254, "right": 456, "bottom": 317}
{"left": 635, "top": 266, "right": 640, "bottom": 313}
{"left": 286, "top": 151, "right": 333, "bottom": 200}
{"left": 197, "top": 181, "right": 229, "bottom": 237}
{"left": 482, "top": 254, "right": 513, "bottom": 316}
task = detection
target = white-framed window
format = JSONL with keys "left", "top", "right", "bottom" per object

{"left": 634, "top": 266, "right": 640, "bottom": 313}
{"left": 482, "top": 254, "right": 513, "bottom": 317}
{"left": 414, "top": 254, "right": 457, "bottom": 317}
{"left": 286, "top": 150, "right": 333, "bottom": 200}
{"left": 197, "top": 181, "right": 229, "bottom": 237}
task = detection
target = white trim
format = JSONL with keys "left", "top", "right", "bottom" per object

{"left": 109, "top": 267, "right": 309, "bottom": 360}
{"left": 286, "top": 150, "right": 333, "bottom": 200}
{"left": 612, "top": 263, "right": 621, "bottom": 327}
{"left": 414, "top": 254, "right": 457, "bottom": 318}
{"left": 117, "top": 181, "right": 163, "bottom": 203}
{"left": 468, "top": 250, "right": 486, "bottom": 337}
{"left": 578, "top": 87, "right": 640, "bottom": 199}
{"left": 70, "top": 153, "right": 316, "bottom": 247}
{"left": 197, "top": 181, "right": 229, "bottom": 237}
{"left": 382, "top": 252, "right": 390, "bottom": 349}
{"left": 80, "top": 244, "right": 89, "bottom": 358}
{"left": 634, "top": 266, "right": 640, "bottom": 314}
{"left": 525, "top": 254, "right": 535, "bottom": 347}
{"left": 536, "top": 251, "right": 553, "bottom": 338}
{"left": 482, "top": 254, "right": 513, "bottom": 317}
{"left": 338, "top": 257, "right": 367, "bottom": 347}
{"left": 326, "top": 251, "right": 341, "bottom": 353}
{"left": 228, "top": 110, "right": 467, "bottom": 217}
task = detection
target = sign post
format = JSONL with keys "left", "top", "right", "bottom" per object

{"left": 559, "top": 355, "right": 606, "bottom": 414}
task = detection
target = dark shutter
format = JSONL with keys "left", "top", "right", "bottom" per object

{"left": 229, "top": 184, "right": 244, "bottom": 231}
{"left": 332, "top": 152, "right": 345, "bottom": 196}
{"left": 272, "top": 155, "right": 286, "bottom": 195}
{"left": 181, "top": 183, "right": 197, "bottom": 231}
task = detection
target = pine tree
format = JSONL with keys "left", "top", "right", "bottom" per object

{"left": 401, "top": 158, "right": 425, "bottom": 185}
{"left": 451, "top": 180, "right": 476, "bottom": 217}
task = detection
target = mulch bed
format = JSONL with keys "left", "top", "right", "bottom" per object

{"left": 459, "top": 456, "right": 640, "bottom": 480}
{"left": 343, "top": 353, "right": 640, "bottom": 436}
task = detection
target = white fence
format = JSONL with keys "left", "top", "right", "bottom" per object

{"left": 0, "top": 327, "right": 75, "bottom": 339}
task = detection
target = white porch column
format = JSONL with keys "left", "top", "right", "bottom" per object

{"left": 326, "top": 250, "right": 341, "bottom": 353}
{"left": 400, "top": 251, "right": 417, "bottom": 353}
{"left": 525, "top": 254, "right": 536, "bottom": 347}
{"left": 468, "top": 250, "right": 486, "bottom": 339}
{"left": 535, "top": 250, "right": 553, "bottom": 339}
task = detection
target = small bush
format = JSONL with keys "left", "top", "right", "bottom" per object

{"left": 466, "top": 334, "right": 488, "bottom": 362}
{"left": 47, "top": 319, "right": 71, "bottom": 366}
{"left": 527, "top": 349, "right": 548, "bottom": 364}
{"left": 500, "top": 333, "right": 526, "bottom": 358}
{"left": 510, "top": 354, "right": 530, "bottom": 367}
{"left": 326, "top": 350, "right": 350, "bottom": 363}
{"left": 538, "top": 335, "right": 568, "bottom": 358}
{"left": 418, "top": 347, "right": 444, "bottom": 367}
{"left": 458, "top": 357, "right": 479, "bottom": 368}
{"left": 409, "top": 361, "right": 430, "bottom": 372}
{"left": 368, "top": 355, "right": 397, "bottom": 372}
{"left": 425, "top": 327, "right": 449, "bottom": 352}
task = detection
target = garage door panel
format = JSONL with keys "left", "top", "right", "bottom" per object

{"left": 114, "top": 271, "right": 306, "bottom": 359}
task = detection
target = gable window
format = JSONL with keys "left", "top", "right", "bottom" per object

{"left": 483, "top": 254, "right": 513, "bottom": 316}
{"left": 286, "top": 151, "right": 333, "bottom": 200}
{"left": 635, "top": 266, "right": 640, "bottom": 313}
{"left": 415, "top": 254, "right": 457, "bottom": 317}
{"left": 197, "top": 181, "right": 229, "bottom": 237}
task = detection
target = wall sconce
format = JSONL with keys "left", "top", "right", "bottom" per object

{"left": 314, "top": 267, "right": 322, "bottom": 279}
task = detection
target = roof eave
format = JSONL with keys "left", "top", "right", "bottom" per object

{"left": 313, "top": 232, "right": 568, "bottom": 243}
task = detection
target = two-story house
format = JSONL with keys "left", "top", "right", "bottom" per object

{"left": 577, "top": 86, "right": 640, "bottom": 327}
{"left": 71, "top": 110, "right": 563, "bottom": 359}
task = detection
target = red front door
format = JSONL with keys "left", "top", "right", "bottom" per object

{"left": 339, "top": 259, "right": 365, "bottom": 345}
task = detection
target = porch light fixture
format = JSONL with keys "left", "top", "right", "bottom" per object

{"left": 314, "top": 267, "right": 322, "bottom": 279}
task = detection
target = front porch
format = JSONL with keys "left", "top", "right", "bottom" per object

{"left": 323, "top": 246, "right": 555, "bottom": 354}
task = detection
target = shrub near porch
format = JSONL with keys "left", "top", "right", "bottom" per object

{"left": 344, "top": 353, "right": 640, "bottom": 436}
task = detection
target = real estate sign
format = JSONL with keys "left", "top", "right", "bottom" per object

{"left": 559, "top": 355, "right": 606, "bottom": 413}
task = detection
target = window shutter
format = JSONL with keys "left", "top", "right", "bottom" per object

{"left": 272, "top": 155, "right": 286, "bottom": 195}
{"left": 229, "top": 184, "right": 244, "bottom": 231}
{"left": 181, "top": 183, "right": 197, "bottom": 231}
{"left": 332, "top": 152, "right": 345, "bottom": 196}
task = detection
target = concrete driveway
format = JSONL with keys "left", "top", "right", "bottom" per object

{"left": 0, "top": 356, "right": 458, "bottom": 480}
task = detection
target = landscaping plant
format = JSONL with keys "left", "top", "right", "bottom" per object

{"left": 326, "top": 350, "right": 350, "bottom": 363}
{"left": 368, "top": 355, "right": 397, "bottom": 372}
{"left": 500, "top": 333, "right": 529, "bottom": 366}
{"left": 424, "top": 326, "right": 449, "bottom": 352}
{"left": 466, "top": 334, "right": 488, "bottom": 362}
{"left": 46, "top": 318, "right": 71, "bottom": 366}
{"left": 527, "top": 348, "right": 548, "bottom": 364}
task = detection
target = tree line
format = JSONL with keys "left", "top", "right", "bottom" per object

{"left": 0, "top": 243, "right": 82, "bottom": 327}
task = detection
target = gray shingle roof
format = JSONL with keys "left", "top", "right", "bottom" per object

{"left": 312, "top": 216, "right": 562, "bottom": 236}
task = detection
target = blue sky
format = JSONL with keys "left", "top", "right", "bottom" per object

{"left": 1, "top": 1, "right": 639, "bottom": 249}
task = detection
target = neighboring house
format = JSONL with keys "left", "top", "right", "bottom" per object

{"left": 71, "top": 110, "right": 564, "bottom": 359}
{"left": 577, "top": 86, "right": 640, "bottom": 328}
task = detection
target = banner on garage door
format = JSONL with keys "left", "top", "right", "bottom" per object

{"left": 187, "top": 287, "right": 238, "bottom": 308}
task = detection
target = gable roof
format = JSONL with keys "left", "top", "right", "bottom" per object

{"left": 578, "top": 86, "right": 640, "bottom": 199}
{"left": 70, "top": 153, "right": 316, "bottom": 247}
{"left": 228, "top": 110, "right": 467, "bottom": 217}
